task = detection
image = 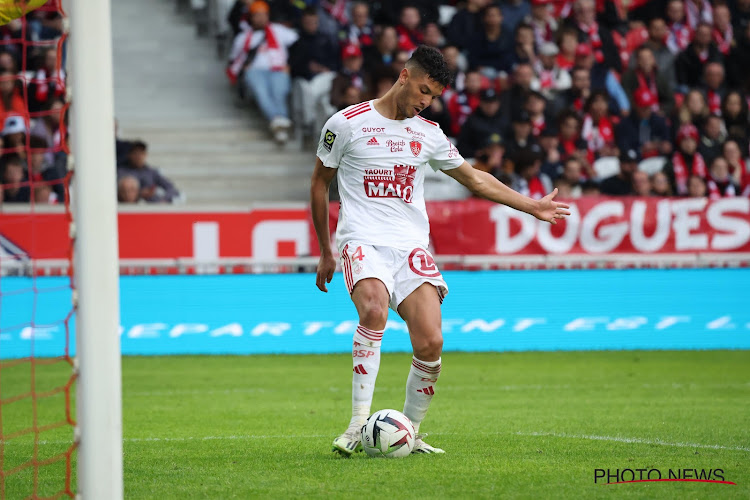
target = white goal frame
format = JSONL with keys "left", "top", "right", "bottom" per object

{"left": 68, "top": 0, "right": 123, "bottom": 497}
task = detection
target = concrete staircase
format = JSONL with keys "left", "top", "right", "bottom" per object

{"left": 111, "top": 0, "right": 313, "bottom": 205}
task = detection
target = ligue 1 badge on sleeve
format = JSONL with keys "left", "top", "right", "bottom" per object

{"left": 323, "top": 129, "right": 336, "bottom": 152}
{"left": 410, "top": 140, "right": 421, "bottom": 157}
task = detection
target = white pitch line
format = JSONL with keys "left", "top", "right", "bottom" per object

{"left": 10, "top": 431, "right": 749, "bottom": 453}
{"left": 516, "top": 431, "right": 750, "bottom": 453}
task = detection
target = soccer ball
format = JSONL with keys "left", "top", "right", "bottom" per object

{"left": 361, "top": 409, "right": 415, "bottom": 458}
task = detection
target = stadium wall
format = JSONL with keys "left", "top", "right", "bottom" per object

{"left": 3, "top": 269, "right": 748, "bottom": 358}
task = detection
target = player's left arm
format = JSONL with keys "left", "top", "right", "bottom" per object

{"left": 442, "top": 161, "right": 571, "bottom": 224}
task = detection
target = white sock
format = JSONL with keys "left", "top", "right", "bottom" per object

{"left": 348, "top": 324, "right": 383, "bottom": 429}
{"left": 403, "top": 356, "right": 441, "bottom": 434}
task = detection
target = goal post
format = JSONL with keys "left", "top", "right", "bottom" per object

{"left": 68, "top": 0, "right": 123, "bottom": 497}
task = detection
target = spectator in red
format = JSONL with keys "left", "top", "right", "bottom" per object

{"left": 685, "top": 0, "right": 713, "bottom": 30}
{"left": 675, "top": 22, "right": 723, "bottom": 92}
{"left": 511, "top": 145, "right": 553, "bottom": 199}
{"left": 447, "top": 70, "right": 482, "bottom": 138}
{"left": 581, "top": 90, "right": 618, "bottom": 163}
{"left": 700, "top": 62, "right": 727, "bottom": 116}
{"left": 616, "top": 87, "right": 671, "bottom": 159}
{"left": 341, "top": 2, "right": 374, "bottom": 48}
{"left": 632, "top": 170, "right": 652, "bottom": 196}
{"left": 467, "top": 3, "right": 513, "bottom": 80}
{"left": 330, "top": 44, "right": 367, "bottom": 111}
{"left": 713, "top": 2, "right": 734, "bottom": 55}
{"left": 622, "top": 45, "right": 675, "bottom": 116}
{"left": 395, "top": 6, "right": 423, "bottom": 53}
{"left": 557, "top": 110, "right": 586, "bottom": 159}
{"left": 721, "top": 139, "right": 750, "bottom": 188}
{"left": 707, "top": 156, "right": 739, "bottom": 199}
{"left": 362, "top": 25, "right": 398, "bottom": 75}
{"left": 698, "top": 114, "right": 725, "bottom": 163}
{"left": 667, "top": 123, "right": 707, "bottom": 195}
{"left": 117, "top": 141, "right": 180, "bottom": 203}
{"left": 634, "top": 17, "right": 677, "bottom": 90}
{"left": 0, "top": 68, "right": 24, "bottom": 124}
{"left": 674, "top": 88, "right": 709, "bottom": 129}
{"left": 651, "top": 171, "right": 673, "bottom": 196}
{"left": 573, "top": 42, "right": 630, "bottom": 115}
{"left": 527, "top": 0, "right": 558, "bottom": 48}
{"left": 30, "top": 99, "right": 64, "bottom": 166}
{"left": 666, "top": 0, "right": 692, "bottom": 54}
{"left": 600, "top": 149, "right": 639, "bottom": 195}
{"left": 525, "top": 90, "right": 550, "bottom": 137}
{"left": 445, "top": 0, "right": 489, "bottom": 50}
{"left": 687, "top": 174, "right": 708, "bottom": 197}
{"left": 0, "top": 51, "right": 17, "bottom": 73}
{"left": 28, "top": 47, "right": 65, "bottom": 113}
{"left": 550, "top": 66, "right": 590, "bottom": 117}
{"left": 722, "top": 91, "right": 748, "bottom": 145}
{"left": 563, "top": 0, "right": 620, "bottom": 70}
{"left": 531, "top": 42, "right": 571, "bottom": 99}
{"left": 555, "top": 27, "right": 579, "bottom": 71}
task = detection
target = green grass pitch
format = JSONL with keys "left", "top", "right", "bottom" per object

{"left": 3, "top": 350, "right": 749, "bottom": 499}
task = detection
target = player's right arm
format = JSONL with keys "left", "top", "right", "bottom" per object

{"left": 311, "top": 112, "right": 351, "bottom": 292}
{"left": 311, "top": 157, "right": 337, "bottom": 292}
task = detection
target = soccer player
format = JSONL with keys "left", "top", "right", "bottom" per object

{"left": 311, "top": 46, "right": 570, "bottom": 456}
{"left": 0, "top": 0, "right": 48, "bottom": 25}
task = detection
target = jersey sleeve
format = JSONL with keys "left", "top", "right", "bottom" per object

{"left": 428, "top": 129, "right": 465, "bottom": 172}
{"left": 317, "top": 112, "right": 351, "bottom": 169}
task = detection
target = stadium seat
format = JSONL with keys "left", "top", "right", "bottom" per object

{"left": 593, "top": 156, "right": 620, "bottom": 179}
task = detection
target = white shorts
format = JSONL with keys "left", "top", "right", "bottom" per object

{"left": 340, "top": 241, "right": 448, "bottom": 311}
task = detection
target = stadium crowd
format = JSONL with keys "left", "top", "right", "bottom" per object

{"left": 0, "top": 6, "right": 180, "bottom": 205}
{"left": 226, "top": 0, "right": 750, "bottom": 200}
{"left": 0, "top": 8, "right": 67, "bottom": 205}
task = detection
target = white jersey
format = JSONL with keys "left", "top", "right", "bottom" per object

{"left": 317, "top": 100, "right": 464, "bottom": 251}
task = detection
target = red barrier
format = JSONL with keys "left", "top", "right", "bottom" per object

{"left": 1, "top": 198, "right": 749, "bottom": 263}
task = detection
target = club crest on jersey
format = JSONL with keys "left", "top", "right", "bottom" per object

{"left": 410, "top": 140, "right": 422, "bottom": 157}
{"left": 363, "top": 164, "right": 416, "bottom": 203}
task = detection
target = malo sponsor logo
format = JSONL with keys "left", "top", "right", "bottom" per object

{"left": 386, "top": 139, "right": 406, "bottom": 152}
{"left": 363, "top": 164, "right": 416, "bottom": 203}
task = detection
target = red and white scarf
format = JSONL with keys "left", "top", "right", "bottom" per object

{"left": 581, "top": 114, "right": 614, "bottom": 156}
{"left": 672, "top": 151, "right": 707, "bottom": 195}
{"left": 226, "top": 25, "right": 282, "bottom": 84}
{"left": 32, "top": 68, "right": 65, "bottom": 105}
{"left": 713, "top": 25, "right": 733, "bottom": 55}
{"left": 708, "top": 177, "right": 736, "bottom": 199}
{"left": 666, "top": 22, "right": 692, "bottom": 53}
{"left": 322, "top": 0, "right": 348, "bottom": 26}
{"left": 707, "top": 89, "right": 721, "bottom": 115}
{"left": 636, "top": 70, "right": 660, "bottom": 112}
{"left": 580, "top": 21, "right": 605, "bottom": 64}
{"left": 686, "top": 0, "right": 713, "bottom": 30}
{"left": 531, "top": 115, "right": 546, "bottom": 136}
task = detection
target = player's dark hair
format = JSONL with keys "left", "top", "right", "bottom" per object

{"left": 406, "top": 45, "right": 452, "bottom": 88}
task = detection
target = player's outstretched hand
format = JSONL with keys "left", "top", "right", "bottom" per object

{"left": 534, "top": 188, "right": 571, "bottom": 225}
{"left": 316, "top": 254, "right": 337, "bottom": 292}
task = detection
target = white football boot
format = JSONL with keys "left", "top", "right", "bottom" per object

{"left": 331, "top": 422, "right": 363, "bottom": 457}
{"left": 411, "top": 433, "right": 445, "bottom": 454}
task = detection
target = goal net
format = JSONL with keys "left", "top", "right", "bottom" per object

{"left": 0, "top": 1, "right": 77, "bottom": 497}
